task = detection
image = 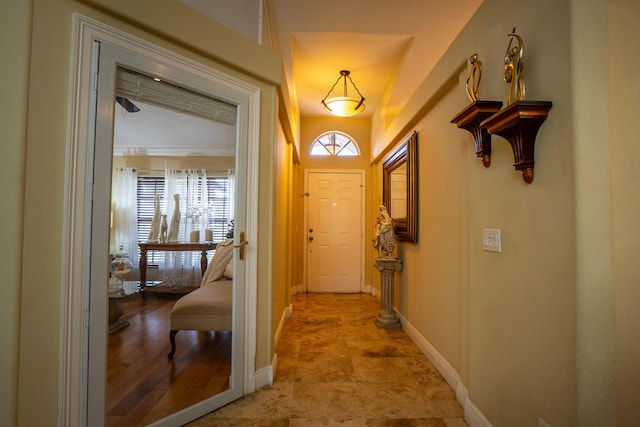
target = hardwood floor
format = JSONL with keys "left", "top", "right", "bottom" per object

{"left": 107, "top": 293, "right": 231, "bottom": 427}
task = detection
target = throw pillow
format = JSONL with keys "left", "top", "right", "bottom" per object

{"left": 223, "top": 258, "right": 233, "bottom": 279}
{"left": 202, "top": 239, "right": 234, "bottom": 285}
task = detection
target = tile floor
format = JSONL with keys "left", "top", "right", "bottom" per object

{"left": 188, "top": 292, "right": 467, "bottom": 426}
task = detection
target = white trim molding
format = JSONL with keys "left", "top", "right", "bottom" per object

{"left": 64, "top": 14, "right": 260, "bottom": 426}
{"left": 254, "top": 362, "right": 275, "bottom": 391}
{"left": 396, "top": 310, "right": 492, "bottom": 427}
{"left": 274, "top": 302, "right": 291, "bottom": 348}
{"left": 464, "top": 398, "right": 494, "bottom": 427}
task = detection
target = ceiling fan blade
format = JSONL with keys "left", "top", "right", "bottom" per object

{"left": 115, "top": 96, "right": 140, "bottom": 113}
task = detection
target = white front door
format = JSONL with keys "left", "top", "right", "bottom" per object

{"left": 305, "top": 170, "right": 363, "bottom": 293}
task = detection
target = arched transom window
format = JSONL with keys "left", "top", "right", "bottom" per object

{"left": 310, "top": 131, "right": 360, "bottom": 156}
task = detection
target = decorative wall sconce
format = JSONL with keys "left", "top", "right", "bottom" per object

{"left": 453, "top": 31, "right": 553, "bottom": 183}
{"left": 481, "top": 29, "right": 552, "bottom": 183}
{"left": 451, "top": 100, "right": 502, "bottom": 167}
{"left": 321, "top": 70, "right": 365, "bottom": 117}
{"left": 481, "top": 100, "right": 552, "bottom": 183}
{"left": 451, "top": 54, "right": 502, "bottom": 167}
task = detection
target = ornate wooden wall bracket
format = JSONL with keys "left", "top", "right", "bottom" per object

{"left": 451, "top": 100, "right": 503, "bottom": 167}
{"left": 481, "top": 100, "right": 552, "bottom": 183}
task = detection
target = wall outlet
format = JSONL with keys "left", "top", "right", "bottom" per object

{"left": 482, "top": 229, "right": 501, "bottom": 252}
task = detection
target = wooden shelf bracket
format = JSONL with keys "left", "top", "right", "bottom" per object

{"left": 451, "top": 100, "right": 503, "bottom": 167}
{"left": 481, "top": 100, "right": 552, "bottom": 183}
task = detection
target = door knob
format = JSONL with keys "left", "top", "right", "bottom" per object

{"left": 308, "top": 236, "right": 314, "bottom": 242}
{"left": 309, "top": 228, "right": 313, "bottom": 232}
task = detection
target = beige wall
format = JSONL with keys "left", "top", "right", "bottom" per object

{"left": 272, "top": 117, "right": 293, "bottom": 349}
{"left": 372, "top": 0, "right": 578, "bottom": 425}
{"left": 367, "top": 0, "right": 639, "bottom": 425}
{"left": 0, "top": 1, "right": 31, "bottom": 425}
{"left": 608, "top": 1, "right": 640, "bottom": 425}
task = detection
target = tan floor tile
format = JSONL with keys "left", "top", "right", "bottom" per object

{"left": 351, "top": 356, "right": 418, "bottom": 383}
{"left": 187, "top": 293, "right": 467, "bottom": 426}
{"left": 347, "top": 340, "right": 406, "bottom": 358}
{"left": 291, "top": 382, "right": 366, "bottom": 419}
{"left": 208, "top": 383, "right": 294, "bottom": 419}
{"left": 290, "top": 418, "right": 370, "bottom": 426}
{"left": 295, "top": 356, "right": 356, "bottom": 383}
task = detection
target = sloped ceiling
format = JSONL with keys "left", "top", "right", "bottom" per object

{"left": 114, "top": 0, "right": 484, "bottom": 155}
{"left": 264, "top": 0, "right": 484, "bottom": 118}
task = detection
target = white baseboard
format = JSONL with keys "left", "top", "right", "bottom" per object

{"left": 395, "top": 311, "right": 492, "bottom": 427}
{"left": 396, "top": 311, "right": 460, "bottom": 389}
{"left": 456, "top": 381, "right": 469, "bottom": 408}
{"left": 254, "top": 362, "right": 274, "bottom": 390}
{"left": 274, "top": 302, "right": 291, "bottom": 346}
{"left": 284, "top": 302, "right": 293, "bottom": 320}
{"left": 263, "top": 302, "right": 292, "bottom": 389}
{"left": 464, "top": 397, "right": 493, "bottom": 427}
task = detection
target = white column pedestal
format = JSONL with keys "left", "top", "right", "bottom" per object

{"left": 374, "top": 258, "right": 403, "bottom": 329}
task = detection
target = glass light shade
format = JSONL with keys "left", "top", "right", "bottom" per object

{"left": 323, "top": 97, "right": 365, "bottom": 117}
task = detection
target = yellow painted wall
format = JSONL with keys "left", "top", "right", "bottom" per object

{"left": 368, "top": 0, "right": 639, "bottom": 425}
{"left": 608, "top": 1, "right": 640, "bottom": 424}
{"left": 372, "top": 0, "right": 578, "bottom": 425}
{"left": 10, "top": 0, "right": 283, "bottom": 425}
{"left": 273, "top": 116, "right": 293, "bottom": 350}
{"left": 0, "top": 1, "right": 31, "bottom": 425}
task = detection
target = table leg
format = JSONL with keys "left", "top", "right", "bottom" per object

{"left": 139, "top": 247, "right": 148, "bottom": 288}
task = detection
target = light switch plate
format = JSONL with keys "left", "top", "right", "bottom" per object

{"left": 483, "top": 229, "right": 501, "bottom": 252}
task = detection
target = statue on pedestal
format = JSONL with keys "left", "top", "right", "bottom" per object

{"left": 372, "top": 204, "right": 402, "bottom": 329}
{"left": 373, "top": 205, "right": 396, "bottom": 259}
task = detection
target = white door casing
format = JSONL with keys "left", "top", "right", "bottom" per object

{"left": 62, "top": 15, "right": 259, "bottom": 427}
{"left": 305, "top": 170, "right": 364, "bottom": 293}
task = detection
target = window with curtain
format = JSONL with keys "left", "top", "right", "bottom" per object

{"left": 136, "top": 174, "right": 232, "bottom": 267}
{"left": 113, "top": 168, "right": 139, "bottom": 265}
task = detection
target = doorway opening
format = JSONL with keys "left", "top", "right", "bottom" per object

{"left": 62, "top": 15, "right": 259, "bottom": 427}
{"left": 304, "top": 170, "right": 365, "bottom": 293}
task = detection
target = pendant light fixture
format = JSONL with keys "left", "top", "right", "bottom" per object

{"left": 321, "top": 70, "right": 365, "bottom": 117}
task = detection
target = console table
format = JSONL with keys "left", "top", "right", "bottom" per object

{"left": 138, "top": 242, "right": 217, "bottom": 288}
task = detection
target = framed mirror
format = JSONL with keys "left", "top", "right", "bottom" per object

{"left": 383, "top": 130, "right": 417, "bottom": 242}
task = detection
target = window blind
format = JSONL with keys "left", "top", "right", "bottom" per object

{"left": 136, "top": 176, "right": 231, "bottom": 266}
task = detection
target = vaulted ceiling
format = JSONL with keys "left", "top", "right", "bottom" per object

{"left": 263, "top": 0, "right": 483, "bottom": 118}
{"left": 114, "top": 0, "right": 484, "bottom": 154}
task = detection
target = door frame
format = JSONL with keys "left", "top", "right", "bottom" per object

{"left": 303, "top": 169, "right": 365, "bottom": 293}
{"left": 61, "top": 14, "right": 259, "bottom": 426}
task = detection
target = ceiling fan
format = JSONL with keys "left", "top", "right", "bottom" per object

{"left": 115, "top": 96, "right": 140, "bottom": 113}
